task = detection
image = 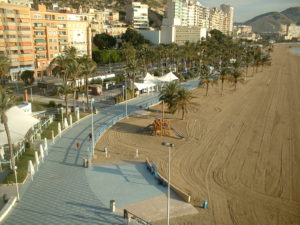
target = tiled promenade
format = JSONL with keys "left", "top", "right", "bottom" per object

{"left": 2, "top": 80, "right": 198, "bottom": 225}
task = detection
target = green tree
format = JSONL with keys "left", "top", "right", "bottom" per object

{"left": 93, "top": 33, "right": 117, "bottom": 50}
{"left": 0, "top": 55, "right": 10, "bottom": 85}
{"left": 159, "top": 82, "right": 180, "bottom": 113}
{"left": 121, "top": 28, "right": 150, "bottom": 46}
{"left": 0, "top": 86, "right": 16, "bottom": 190}
{"left": 20, "top": 70, "right": 35, "bottom": 86}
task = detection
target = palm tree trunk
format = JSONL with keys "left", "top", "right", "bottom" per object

{"left": 235, "top": 79, "right": 237, "bottom": 90}
{"left": 205, "top": 81, "right": 209, "bottom": 96}
{"left": 181, "top": 106, "right": 185, "bottom": 120}
{"left": 2, "top": 114, "right": 15, "bottom": 174}
{"left": 221, "top": 79, "right": 224, "bottom": 96}
{"left": 65, "top": 94, "right": 69, "bottom": 117}
{"left": 73, "top": 89, "right": 76, "bottom": 111}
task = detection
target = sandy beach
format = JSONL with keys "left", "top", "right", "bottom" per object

{"left": 94, "top": 44, "right": 300, "bottom": 225}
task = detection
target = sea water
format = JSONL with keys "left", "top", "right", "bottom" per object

{"left": 291, "top": 47, "right": 300, "bottom": 56}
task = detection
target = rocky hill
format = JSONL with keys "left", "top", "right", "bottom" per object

{"left": 244, "top": 6, "right": 300, "bottom": 33}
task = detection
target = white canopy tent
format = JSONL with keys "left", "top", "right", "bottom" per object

{"left": 134, "top": 81, "right": 157, "bottom": 91}
{"left": 158, "top": 72, "right": 179, "bottom": 82}
{"left": 0, "top": 106, "right": 40, "bottom": 146}
{"left": 143, "top": 73, "right": 162, "bottom": 84}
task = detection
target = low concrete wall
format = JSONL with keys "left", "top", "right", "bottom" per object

{"left": 145, "top": 160, "right": 191, "bottom": 203}
{"left": 0, "top": 196, "right": 17, "bottom": 222}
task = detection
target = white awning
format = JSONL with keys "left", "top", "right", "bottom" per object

{"left": 0, "top": 106, "right": 40, "bottom": 146}
{"left": 158, "top": 72, "right": 179, "bottom": 82}
{"left": 134, "top": 82, "right": 156, "bottom": 91}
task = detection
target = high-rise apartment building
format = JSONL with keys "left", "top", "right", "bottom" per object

{"left": 0, "top": 2, "right": 34, "bottom": 80}
{"left": 125, "top": 2, "right": 149, "bottom": 29}
{"left": 30, "top": 5, "right": 91, "bottom": 77}
{"left": 220, "top": 4, "right": 234, "bottom": 35}
{"left": 162, "top": 0, "right": 233, "bottom": 34}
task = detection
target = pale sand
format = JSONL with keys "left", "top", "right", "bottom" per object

{"left": 94, "top": 44, "right": 300, "bottom": 225}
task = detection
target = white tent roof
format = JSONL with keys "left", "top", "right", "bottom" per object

{"left": 143, "top": 73, "right": 162, "bottom": 84}
{"left": 159, "top": 72, "right": 179, "bottom": 82}
{"left": 134, "top": 82, "right": 156, "bottom": 91}
{"left": 0, "top": 106, "right": 40, "bottom": 146}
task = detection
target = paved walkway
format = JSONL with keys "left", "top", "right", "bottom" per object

{"left": 1, "top": 80, "right": 198, "bottom": 225}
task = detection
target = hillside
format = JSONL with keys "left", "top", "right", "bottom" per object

{"left": 244, "top": 6, "right": 300, "bottom": 33}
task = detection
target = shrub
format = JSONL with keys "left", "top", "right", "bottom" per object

{"left": 48, "top": 100, "right": 57, "bottom": 107}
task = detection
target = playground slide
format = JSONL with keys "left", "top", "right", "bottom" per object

{"left": 171, "top": 128, "right": 185, "bottom": 139}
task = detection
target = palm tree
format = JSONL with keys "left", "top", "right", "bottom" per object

{"left": 159, "top": 82, "right": 180, "bottom": 113}
{"left": 78, "top": 55, "right": 96, "bottom": 111}
{"left": 219, "top": 65, "right": 230, "bottom": 96}
{"left": 57, "top": 82, "right": 73, "bottom": 117}
{"left": 137, "top": 44, "right": 151, "bottom": 75}
{"left": 0, "top": 55, "right": 10, "bottom": 85}
{"left": 49, "top": 55, "right": 70, "bottom": 82}
{"left": 126, "top": 57, "right": 139, "bottom": 90}
{"left": 65, "top": 58, "right": 82, "bottom": 109}
{"left": 0, "top": 86, "right": 17, "bottom": 195}
{"left": 176, "top": 88, "right": 193, "bottom": 120}
{"left": 199, "top": 64, "right": 214, "bottom": 96}
{"left": 229, "top": 62, "right": 243, "bottom": 90}
{"left": 64, "top": 46, "right": 78, "bottom": 58}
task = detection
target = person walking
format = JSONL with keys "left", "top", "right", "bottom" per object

{"left": 76, "top": 142, "right": 80, "bottom": 150}
{"left": 88, "top": 133, "right": 92, "bottom": 142}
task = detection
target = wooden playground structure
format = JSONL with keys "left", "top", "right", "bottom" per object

{"left": 147, "top": 118, "right": 185, "bottom": 139}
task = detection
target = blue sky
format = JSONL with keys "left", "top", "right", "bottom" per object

{"left": 201, "top": 0, "right": 300, "bottom": 22}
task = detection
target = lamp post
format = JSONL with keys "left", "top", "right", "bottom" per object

{"left": 91, "top": 98, "right": 95, "bottom": 156}
{"left": 13, "top": 166, "right": 20, "bottom": 201}
{"left": 124, "top": 76, "right": 128, "bottom": 118}
{"left": 162, "top": 142, "right": 174, "bottom": 225}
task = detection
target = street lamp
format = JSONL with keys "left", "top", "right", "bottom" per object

{"left": 13, "top": 166, "right": 20, "bottom": 201}
{"left": 124, "top": 76, "right": 128, "bottom": 118}
{"left": 161, "top": 142, "right": 174, "bottom": 225}
{"left": 91, "top": 98, "right": 95, "bottom": 156}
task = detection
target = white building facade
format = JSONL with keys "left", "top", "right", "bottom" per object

{"left": 125, "top": 2, "right": 149, "bottom": 29}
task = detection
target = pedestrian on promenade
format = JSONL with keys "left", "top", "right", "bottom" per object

{"left": 76, "top": 142, "right": 80, "bottom": 150}
{"left": 88, "top": 133, "right": 92, "bottom": 142}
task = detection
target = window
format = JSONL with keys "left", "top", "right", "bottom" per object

{"left": 34, "top": 23, "right": 43, "bottom": 27}
{"left": 34, "top": 31, "right": 44, "bottom": 35}
{"left": 45, "top": 14, "right": 55, "bottom": 20}
{"left": 35, "top": 38, "right": 45, "bottom": 43}
{"left": 34, "top": 14, "right": 41, "bottom": 19}
{"left": 58, "top": 16, "right": 64, "bottom": 20}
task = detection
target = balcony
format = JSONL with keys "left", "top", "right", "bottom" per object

{"left": 6, "top": 46, "right": 18, "bottom": 50}
{"left": 8, "top": 54, "right": 19, "bottom": 58}
{"left": 6, "top": 21, "right": 18, "bottom": 26}
{"left": 20, "top": 61, "right": 34, "bottom": 65}
{"left": 19, "top": 30, "right": 31, "bottom": 35}
{"left": 19, "top": 38, "right": 32, "bottom": 42}
{"left": 11, "top": 61, "right": 20, "bottom": 66}
{"left": 17, "top": 14, "right": 30, "bottom": 19}
{"left": 5, "top": 30, "right": 17, "bottom": 35}
{"left": 19, "top": 45, "right": 33, "bottom": 50}
{"left": 5, "top": 13, "right": 16, "bottom": 18}
{"left": 6, "top": 38, "right": 17, "bottom": 42}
